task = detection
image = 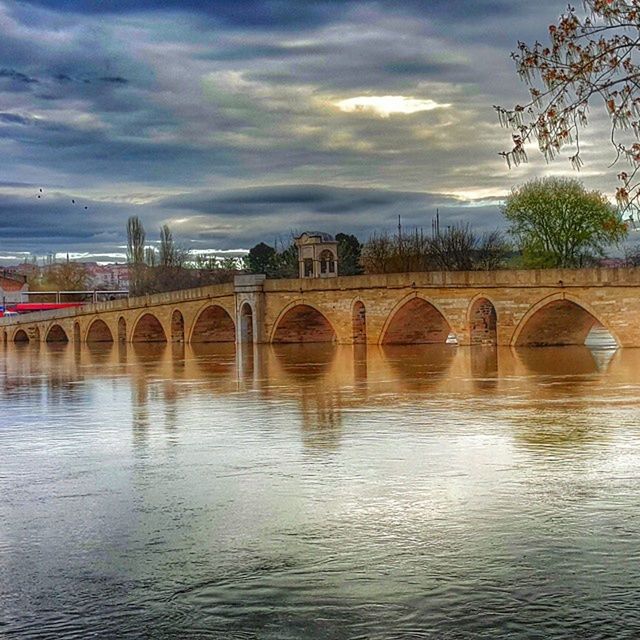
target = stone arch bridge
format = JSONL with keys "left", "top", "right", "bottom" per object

{"left": 2, "top": 269, "right": 640, "bottom": 348}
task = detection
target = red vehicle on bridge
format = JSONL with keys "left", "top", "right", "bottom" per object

{"left": 0, "top": 302, "right": 84, "bottom": 317}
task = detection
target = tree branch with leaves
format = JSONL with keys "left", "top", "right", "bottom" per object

{"left": 496, "top": 0, "right": 640, "bottom": 216}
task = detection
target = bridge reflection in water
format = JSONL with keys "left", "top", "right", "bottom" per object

{"left": 4, "top": 337, "right": 640, "bottom": 638}
{"left": 0, "top": 339, "right": 632, "bottom": 451}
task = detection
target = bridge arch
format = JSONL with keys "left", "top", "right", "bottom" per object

{"left": 512, "top": 293, "right": 618, "bottom": 347}
{"left": 240, "top": 302, "right": 254, "bottom": 343}
{"left": 380, "top": 294, "right": 453, "bottom": 345}
{"left": 133, "top": 312, "right": 167, "bottom": 343}
{"left": 271, "top": 302, "right": 337, "bottom": 343}
{"left": 352, "top": 299, "right": 367, "bottom": 344}
{"left": 14, "top": 329, "right": 29, "bottom": 343}
{"left": 190, "top": 304, "right": 235, "bottom": 343}
{"left": 468, "top": 295, "right": 497, "bottom": 346}
{"left": 86, "top": 319, "right": 114, "bottom": 343}
{"left": 171, "top": 309, "right": 185, "bottom": 342}
{"left": 117, "top": 316, "right": 127, "bottom": 343}
{"left": 46, "top": 324, "right": 69, "bottom": 343}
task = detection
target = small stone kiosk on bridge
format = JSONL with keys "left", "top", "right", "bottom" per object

{"left": 295, "top": 232, "right": 338, "bottom": 279}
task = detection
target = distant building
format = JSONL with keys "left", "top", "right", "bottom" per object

{"left": 5, "top": 261, "right": 129, "bottom": 291}
{"left": 294, "top": 231, "right": 338, "bottom": 279}
{"left": 83, "top": 263, "right": 129, "bottom": 290}
{"left": 0, "top": 270, "right": 28, "bottom": 304}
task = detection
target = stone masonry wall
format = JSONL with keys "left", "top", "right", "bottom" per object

{"left": 2, "top": 268, "right": 640, "bottom": 347}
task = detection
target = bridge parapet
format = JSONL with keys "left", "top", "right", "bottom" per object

{"left": 262, "top": 267, "right": 640, "bottom": 292}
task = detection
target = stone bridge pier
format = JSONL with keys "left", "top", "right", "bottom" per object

{"left": 2, "top": 268, "right": 640, "bottom": 348}
{"left": 234, "top": 274, "right": 266, "bottom": 346}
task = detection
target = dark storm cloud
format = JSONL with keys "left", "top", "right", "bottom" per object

{"left": 0, "top": 194, "right": 129, "bottom": 243}
{"left": 0, "top": 67, "right": 38, "bottom": 83}
{"left": 0, "top": 185, "right": 502, "bottom": 257}
{"left": 0, "top": 181, "right": 39, "bottom": 187}
{"left": 2, "top": 68, "right": 128, "bottom": 86}
{"left": 100, "top": 76, "right": 128, "bottom": 84}
{"left": 159, "top": 184, "right": 504, "bottom": 244}
{"left": 197, "top": 42, "right": 333, "bottom": 62}
{"left": 3, "top": 126, "right": 236, "bottom": 185}
{"left": 17, "top": 0, "right": 522, "bottom": 28}
{"left": 163, "top": 184, "right": 429, "bottom": 215}
{"left": 48, "top": 73, "right": 129, "bottom": 86}
{"left": 0, "top": 112, "right": 32, "bottom": 125}
{"left": 0, "top": 0, "right": 613, "bottom": 258}
{"left": 246, "top": 52, "right": 467, "bottom": 92}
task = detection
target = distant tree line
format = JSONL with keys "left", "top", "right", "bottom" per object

{"left": 242, "top": 227, "right": 510, "bottom": 277}
{"left": 29, "top": 259, "right": 89, "bottom": 293}
{"left": 126, "top": 216, "right": 245, "bottom": 296}
{"left": 127, "top": 176, "right": 632, "bottom": 296}
{"left": 358, "top": 178, "right": 629, "bottom": 273}
{"left": 360, "top": 225, "right": 509, "bottom": 274}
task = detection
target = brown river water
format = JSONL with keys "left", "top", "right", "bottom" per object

{"left": 1, "top": 341, "right": 640, "bottom": 639}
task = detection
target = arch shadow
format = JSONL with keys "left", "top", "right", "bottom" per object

{"left": 46, "top": 324, "right": 69, "bottom": 343}
{"left": 271, "top": 303, "right": 336, "bottom": 343}
{"left": 191, "top": 305, "right": 235, "bottom": 343}
{"left": 133, "top": 313, "right": 167, "bottom": 343}
{"left": 352, "top": 300, "right": 367, "bottom": 344}
{"left": 118, "top": 316, "right": 127, "bottom": 343}
{"left": 512, "top": 294, "right": 618, "bottom": 347}
{"left": 14, "top": 329, "right": 29, "bottom": 343}
{"left": 381, "top": 295, "right": 452, "bottom": 345}
{"left": 171, "top": 309, "right": 185, "bottom": 343}
{"left": 86, "top": 319, "right": 114, "bottom": 343}
{"left": 468, "top": 296, "right": 497, "bottom": 346}
{"left": 240, "top": 302, "right": 253, "bottom": 344}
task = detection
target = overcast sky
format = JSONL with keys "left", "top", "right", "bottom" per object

{"left": 0, "top": 0, "right": 627, "bottom": 263}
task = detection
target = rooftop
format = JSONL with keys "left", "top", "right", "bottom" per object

{"left": 295, "top": 231, "right": 335, "bottom": 243}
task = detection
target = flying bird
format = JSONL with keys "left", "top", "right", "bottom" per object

{"left": 32, "top": 187, "right": 89, "bottom": 209}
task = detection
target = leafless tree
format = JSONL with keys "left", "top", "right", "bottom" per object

{"left": 361, "top": 224, "right": 510, "bottom": 274}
